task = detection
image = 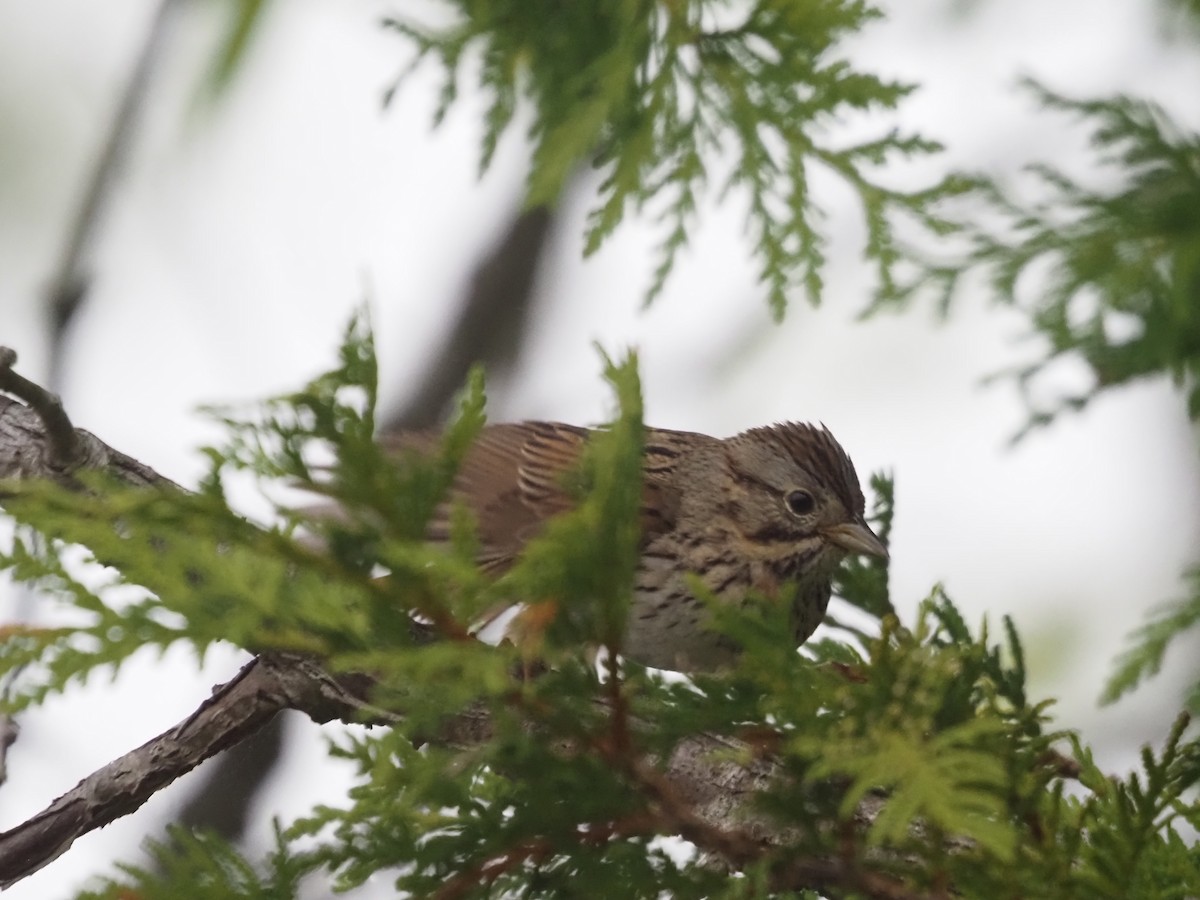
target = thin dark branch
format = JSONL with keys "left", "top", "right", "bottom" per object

{"left": 43, "top": 0, "right": 184, "bottom": 368}
{"left": 432, "top": 836, "right": 556, "bottom": 900}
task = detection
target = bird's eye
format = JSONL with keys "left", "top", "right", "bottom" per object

{"left": 784, "top": 490, "right": 815, "bottom": 517}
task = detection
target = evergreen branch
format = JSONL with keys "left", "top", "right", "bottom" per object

{"left": 0, "top": 355, "right": 879, "bottom": 893}
{"left": 0, "top": 350, "right": 185, "bottom": 791}
{"left": 0, "top": 633, "right": 911, "bottom": 894}
{"left": 887, "top": 80, "right": 1200, "bottom": 437}
{"left": 203, "top": 0, "right": 269, "bottom": 98}
{"left": 627, "top": 758, "right": 921, "bottom": 899}
{"left": 430, "top": 812, "right": 660, "bottom": 900}
{"left": 1103, "top": 567, "right": 1200, "bottom": 706}
{"left": 629, "top": 762, "right": 925, "bottom": 900}
{"left": 5, "top": 333, "right": 1200, "bottom": 896}
{"left": 384, "top": 0, "right": 963, "bottom": 315}
{"left": 76, "top": 824, "right": 312, "bottom": 900}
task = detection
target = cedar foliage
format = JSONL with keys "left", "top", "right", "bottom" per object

{"left": 3, "top": 319, "right": 1200, "bottom": 897}
{"left": 4, "top": 0, "right": 1200, "bottom": 896}
{"left": 383, "top": 0, "right": 973, "bottom": 318}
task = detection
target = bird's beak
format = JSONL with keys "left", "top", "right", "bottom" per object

{"left": 823, "top": 519, "right": 889, "bottom": 561}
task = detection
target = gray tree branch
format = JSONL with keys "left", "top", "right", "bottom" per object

{"left": 0, "top": 653, "right": 391, "bottom": 889}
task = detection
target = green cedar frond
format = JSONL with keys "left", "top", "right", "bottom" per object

{"left": 1103, "top": 566, "right": 1200, "bottom": 707}
{"left": 0, "top": 313, "right": 486, "bottom": 709}
{"left": 383, "top": 1, "right": 969, "bottom": 317}
{"left": 1072, "top": 713, "right": 1200, "bottom": 897}
{"left": 0, "top": 526, "right": 197, "bottom": 711}
{"left": 893, "top": 75, "right": 1197, "bottom": 704}
{"left": 5, "top": 317, "right": 1200, "bottom": 896}
{"left": 77, "top": 823, "right": 312, "bottom": 900}
{"left": 202, "top": 0, "right": 270, "bottom": 101}
{"left": 890, "top": 80, "right": 1200, "bottom": 436}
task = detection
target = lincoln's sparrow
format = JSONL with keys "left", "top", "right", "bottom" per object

{"left": 385, "top": 421, "right": 885, "bottom": 673}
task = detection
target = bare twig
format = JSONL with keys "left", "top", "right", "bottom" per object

{"left": 0, "top": 347, "right": 84, "bottom": 474}
{"left": 43, "top": 0, "right": 185, "bottom": 361}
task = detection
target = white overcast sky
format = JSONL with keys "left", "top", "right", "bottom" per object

{"left": 2, "top": 0, "right": 1200, "bottom": 896}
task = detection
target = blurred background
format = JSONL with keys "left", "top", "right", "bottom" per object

{"left": 1, "top": 0, "right": 1198, "bottom": 895}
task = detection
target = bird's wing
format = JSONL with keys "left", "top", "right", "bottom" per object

{"left": 445, "top": 422, "right": 588, "bottom": 574}
{"left": 385, "top": 422, "right": 697, "bottom": 576}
